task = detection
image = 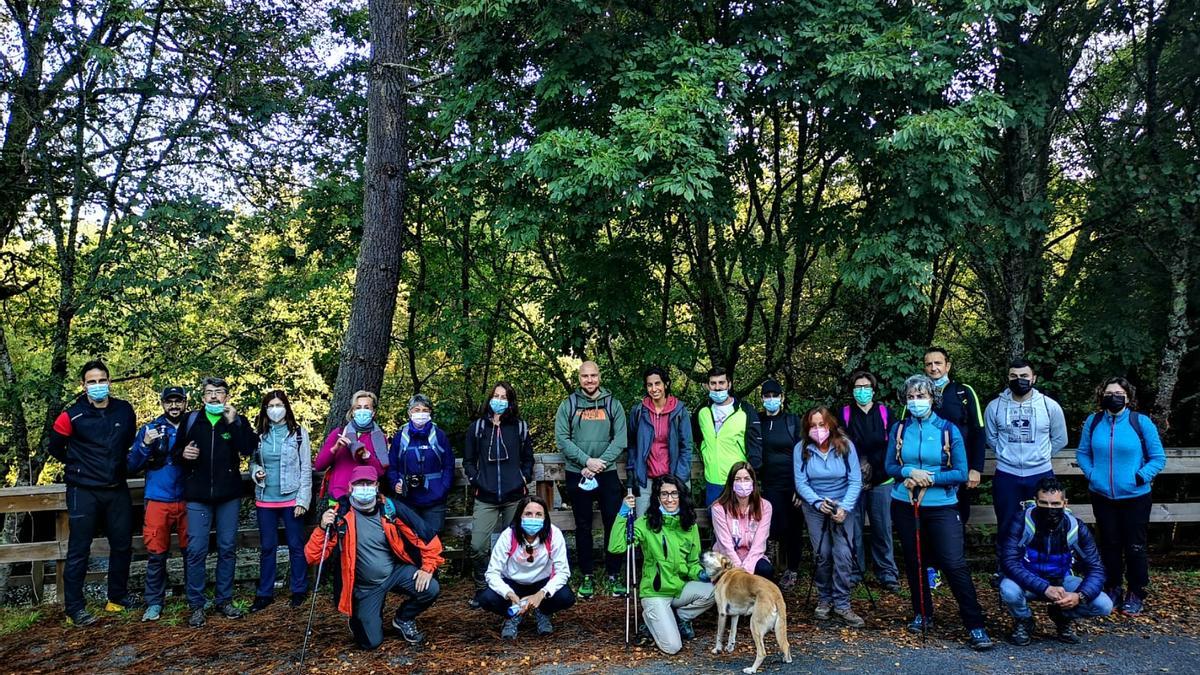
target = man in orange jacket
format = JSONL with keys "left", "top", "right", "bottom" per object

{"left": 306, "top": 465, "right": 444, "bottom": 648}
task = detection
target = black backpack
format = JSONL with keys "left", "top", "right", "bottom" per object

{"left": 1087, "top": 411, "right": 1150, "bottom": 462}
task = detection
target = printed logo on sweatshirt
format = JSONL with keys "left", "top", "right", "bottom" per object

{"left": 579, "top": 408, "right": 608, "bottom": 422}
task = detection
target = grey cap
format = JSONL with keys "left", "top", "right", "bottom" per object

{"left": 407, "top": 394, "right": 433, "bottom": 411}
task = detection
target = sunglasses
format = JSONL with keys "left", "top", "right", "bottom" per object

{"left": 523, "top": 543, "right": 535, "bottom": 563}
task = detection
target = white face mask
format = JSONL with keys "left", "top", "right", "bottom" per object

{"left": 266, "top": 405, "right": 287, "bottom": 423}
{"left": 410, "top": 411, "right": 432, "bottom": 427}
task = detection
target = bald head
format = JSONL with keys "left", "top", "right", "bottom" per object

{"left": 579, "top": 361, "right": 600, "bottom": 396}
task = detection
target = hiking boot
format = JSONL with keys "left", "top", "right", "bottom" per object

{"left": 500, "top": 613, "right": 522, "bottom": 640}
{"left": 250, "top": 596, "right": 274, "bottom": 613}
{"left": 141, "top": 604, "right": 163, "bottom": 622}
{"left": 578, "top": 575, "right": 595, "bottom": 599}
{"left": 533, "top": 608, "right": 554, "bottom": 635}
{"left": 67, "top": 609, "right": 97, "bottom": 627}
{"left": 290, "top": 592, "right": 306, "bottom": 608}
{"left": 393, "top": 618, "right": 425, "bottom": 643}
{"left": 1121, "top": 591, "right": 1144, "bottom": 615}
{"left": 635, "top": 623, "right": 653, "bottom": 646}
{"left": 989, "top": 573, "right": 1002, "bottom": 590}
{"left": 834, "top": 606, "right": 865, "bottom": 628}
{"left": 968, "top": 628, "right": 994, "bottom": 651}
{"left": 608, "top": 575, "right": 628, "bottom": 598}
{"left": 814, "top": 601, "right": 832, "bottom": 621}
{"left": 778, "top": 569, "right": 798, "bottom": 591}
{"left": 215, "top": 602, "right": 244, "bottom": 619}
{"left": 1008, "top": 616, "right": 1034, "bottom": 646}
{"left": 906, "top": 615, "right": 933, "bottom": 633}
{"left": 678, "top": 617, "right": 695, "bottom": 640}
{"left": 1049, "top": 607, "right": 1080, "bottom": 644}
{"left": 187, "top": 608, "right": 206, "bottom": 628}
{"left": 881, "top": 579, "right": 902, "bottom": 594}
{"left": 467, "top": 588, "right": 483, "bottom": 609}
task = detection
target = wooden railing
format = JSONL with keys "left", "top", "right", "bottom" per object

{"left": 2, "top": 447, "right": 1196, "bottom": 603}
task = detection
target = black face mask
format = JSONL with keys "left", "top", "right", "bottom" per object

{"left": 1102, "top": 394, "right": 1127, "bottom": 414}
{"left": 1035, "top": 506, "right": 1065, "bottom": 532}
{"left": 1008, "top": 378, "right": 1033, "bottom": 396}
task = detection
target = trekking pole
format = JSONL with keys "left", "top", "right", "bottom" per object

{"left": 910, "top": 486, "right": 927, "bottom": 643}
{"left": 804, "top": 511, "right": 832, "bottom": 607}
{"left": 624, "top": 487, "right": 636, "bottom": 650}
{"left": 300, "top": 515, "right": 334, "bottom": 669}
{"left": 837, "top": 517, "right": 877, "bottom": 609}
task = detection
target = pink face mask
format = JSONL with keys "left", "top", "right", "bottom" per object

{"left": 809, "top": 427, "right": 830, "bottom": 445}
{"left": 733, "top": 480, "right": 754, "bottom": 498}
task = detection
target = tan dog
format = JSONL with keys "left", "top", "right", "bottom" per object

{"left": 701, "top": 551, "right": 792, "bottom": 673}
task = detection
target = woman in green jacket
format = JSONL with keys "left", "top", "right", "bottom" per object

{"left": 609, "top": 474, "right": 714, "bottom": 654}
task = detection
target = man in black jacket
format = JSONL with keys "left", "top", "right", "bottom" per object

{"left": 924, "top": 347, "right": 985, "bottom": 526}
{"left": 48, "top": 360, "right": 138, "bottom": 627}
{"left": 171, "top": 376, "right": 256, "bottom": 627}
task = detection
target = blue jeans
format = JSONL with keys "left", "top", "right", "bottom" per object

{"left": 851, "top": 484, "right": 900, "bottom": 584}
{"left": 186, "top": 499, "right": 240, "bottom": 609}
{"left": 256, "top": 505, "right": 308, "bottom": 596}
{"left": 406, "top": 502, "right": 447, "bottom": 535}
{"left": 705, "top": 482, "right": 724, "bottom": 507}
{"left": 999, "top": 575, "right": 1113, "bottom": 619}
{"left": 992, "top": 470, "right": 1054, "bottom": 545}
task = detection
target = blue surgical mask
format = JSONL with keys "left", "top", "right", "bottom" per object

{"left": 931, "top": 375, "right": 949, "bottom": 389}
{"left": 353, "top": 409, "right": 374, "bottom": 427}
{"left": 350, "top": 485, "right": 377, "bottom": 508}
{"left": 86, "top": 383, "right": 110, "bottom": 402}
{"left": 661, "top": 507, "right": 680, "bottom": 516}
{"left": 763, "top": 397, "right": 781, "bottom": 413}
{"left": 204, "top": 402, "right": 225, "bottom": 415}
{"left": 490, "top": 398, "right": 509, "bottom": 415}
{"left": 578, "top": 476, "right": 598, "bottom": 492}
{"left": 907, "top": 399, "right": 932, "bottom": 418}
{"left": 520, "top": 518, "right": 544, "bottom": 536}
{"left": 853, "top": 387, "right": 874, "bottom": 406}
{"left": 708, "top": 389, "right": 730, "bottom": 404}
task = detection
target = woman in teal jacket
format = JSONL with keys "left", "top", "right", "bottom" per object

{"left": 1076, "top": 377, "right": 1166, "bottom": 615}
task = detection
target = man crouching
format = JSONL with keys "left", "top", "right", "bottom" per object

{"left": 306, "top": 466, "right": 444, "bottom": 649}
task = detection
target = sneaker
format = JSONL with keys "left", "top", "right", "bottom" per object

{"left": 188, "top": 608, "right": 206, "bottom": 628}
{"left": 67, "top": 609, "right": 97, "bottom": 627}
{"left": 533, "top": 608, "right": 554, "bottom": 635}
{"left": 778, "top": 569, "right": 798, "bottom": 591}
{"left": 906, "top": 615, "right": 933, "bottom": 633}
{"left": 578, "top": 575, "right": 595, "bottom": 599}
{"left": 989, "top": 573, "right": 1002, "bottom": 590}
{"left": 141, "top": 604, "right": 163, "bottom": 622}
{"left": 104, "top": 601, "right": 127, "bottom": 613}
{"left": 814, "top": 602, "right": 832, "bottom": 621}
{"left": 968, "top": 628, "right": 994, "bottom": 651}
{"left": 467, "top": 591, "right": 483, "bottom": 609}
{"left": 393, "top": 618, "right": 426, "bottom": 644}
{"left": 500, "top": 614, "right": 522, "bottom": 640}
{"left": 1008, "top": 617, "right": 1034, "bottom": 646}
{"left": 250, "top": 596, "right": 274, "bottom": 613}
{"left": 216, "top": 602, "right": 244, "bottom": 619}
{"left": 608, "top": 575, "right": 628, "bottom": 598}
{"left": 635, "top": 623, "right": 653, "bottom": 646}
{"left": 1121, "top": 591, "right": 1144, "bottom": 615}
{"left": 834, "top": 607, "right": 865, "bottom": 628}
{"left": 290, "top": 592, "right": 306, "bottom": 608}
{"left": 678, "top": 618, "right": 695, "bottom": 640}
{"left": 1049, "top": 607, "right": 1080, "bottom": 644}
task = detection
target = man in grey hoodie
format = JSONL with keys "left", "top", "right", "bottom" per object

{"left": 985, "top": 358, "right": 1068, "bottom": 559}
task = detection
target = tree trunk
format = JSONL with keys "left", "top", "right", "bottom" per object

{"left": 1151, "top": 231, "right": 1193, "bottom": 435}
{"left": 325, "top": 0, "right": 410, "bottom": 432}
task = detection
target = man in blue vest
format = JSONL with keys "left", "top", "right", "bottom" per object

{"left": 998, "top": 476, "right": 1112, "bottom": 645}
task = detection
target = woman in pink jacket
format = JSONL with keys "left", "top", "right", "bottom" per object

{"left": 315, "top": 389, "right": 389, "bottom": 499}
{"left": 710, "top": 461, "right": 774, "bottom": 578}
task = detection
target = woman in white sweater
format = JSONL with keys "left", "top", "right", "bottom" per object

{"left": 477, "top": 495, "right": 576, "bottom": 638}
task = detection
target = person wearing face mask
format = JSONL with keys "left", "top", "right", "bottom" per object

{"left": 387, "top": 394, "right": 455, "bottom": 534}
{"left": 1076, "top": 377, "right": 1166, "bottom": 615}
{"left": 48, "top": 360, "right": 139, "bottom": 627}
{"left": 554, "top": 360, "right": 628, "bottom": 599}
{"left": 998, "top": 477, "right": 1112, "bottom": 646}
{"left": 885, "top": 374, "right": 992, "bottom": 650}
{"left": 478, "top": 496, "right": 575, "bottom": 639}
{"left": 841, "top": 370, "right": 900, "bottom": 593}
{"left": 694, "top": 366, "right": 762, "bottom": 507}
{"left": 758, "top": 379, "right": 804, "bottom": 590}
{"left": 920, "top": 347, "right": 985, "bottom": 526}
{"left": 306, "top": 466, "right": 444, "bottom": 649}
{"left": 984, "top": 358, "right": 1067, "bottom": 580}
{"left": 465, "top": 381, "right": 535, "bottom": 607}
{"left": 794, "top": 407, "right": 864, "bottom": 627}
{"left": 626, "top": 365, "right": 693, "bottom": 517}
{"left": 608, "top": 475, "right": 714, "bottom": 655}
{"left": 249, "top": 389, "right": 312, "bottom": 612}
{"left": 711, "top": 463, "right": 774, "bottom": 579}
{"left": 315, "top": 389, "right": 389, "bottom": 500}
{"left": 126, "top": 386, "right": 190, "bottom": 622}
{"left": 171, "top": 376, "right": 258, "bottom": 628}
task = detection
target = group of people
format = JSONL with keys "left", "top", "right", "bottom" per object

{"left": 47, "top": 349, "right": 1166, "bottom": 656}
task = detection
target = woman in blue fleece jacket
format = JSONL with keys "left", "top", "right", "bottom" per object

{"left": 1076, "top": 377, "right": 1166, "bottom": 615}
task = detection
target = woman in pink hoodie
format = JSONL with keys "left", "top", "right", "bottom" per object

{"left": 710, "top": 461, "right": 773, "bottom": 578}
{"left": 626, "top": 365, "right": 694, "bottom": 516}
{"left": 314, "top": 389, "right": 389, "bottom": 499}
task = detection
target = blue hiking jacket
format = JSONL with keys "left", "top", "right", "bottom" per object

{"left": 1076, "top": 409, "right": 1166, "bottom": 500}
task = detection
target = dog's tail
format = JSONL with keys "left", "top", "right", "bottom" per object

{"left": 773, "top": 594, "right": 790, "bottom": 654}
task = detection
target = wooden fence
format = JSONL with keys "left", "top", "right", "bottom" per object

{"left": 1, "top": 447, "right": 1196, "bottom": 604}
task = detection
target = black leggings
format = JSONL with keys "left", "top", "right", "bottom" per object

{"left": 566, "top": 470, "right": 623, "bottom": 576}
{"left": 1091, "top": 492, "right": 1152, "bottom": 596}
{"left": 891, "top": 501, "right": 985, "bottom": 630}
{"left": 763, "top": 488, "right": 805, "bottom": 572}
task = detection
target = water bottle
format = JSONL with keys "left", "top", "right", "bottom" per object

{"left": 507, "top": 599, "right": 528, "bottom": 617}
{"left": 926, "top": 567, "right": 943, "bottom": 590}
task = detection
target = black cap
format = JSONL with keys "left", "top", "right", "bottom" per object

{"left": 160, "top": 386, "right": 186, "bottom": 401}
{"left": 761, "top": 379, "right": 783, "bottom": 396}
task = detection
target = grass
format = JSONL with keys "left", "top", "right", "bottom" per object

{"left": 0, "top": 607, "right": 41, "bottom": 636}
